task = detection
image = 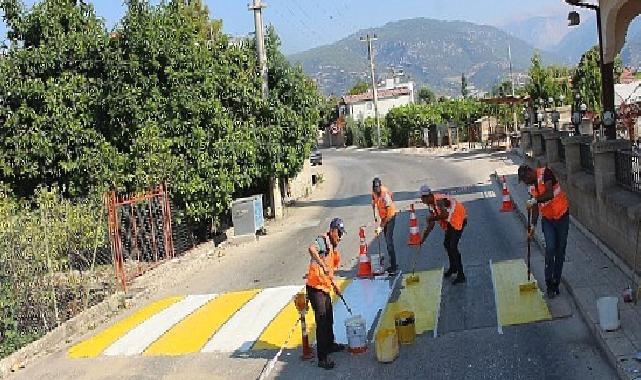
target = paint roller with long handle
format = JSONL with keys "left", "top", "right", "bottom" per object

{"left": 519, "top": 205, "right": 537, "bottom": 292}
{"left": 331, "top": 280, "right": 353, "bottom": 316}
{"left": 319, "top": 265, "right": 353, "bottom": 316}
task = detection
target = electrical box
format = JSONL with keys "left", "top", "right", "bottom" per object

{"left": 231, "top": 195, "right": 264, "bottom": 236}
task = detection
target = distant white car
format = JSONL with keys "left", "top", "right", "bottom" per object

{"left": 310, "top": 147, "right": 322, "bottom": 166}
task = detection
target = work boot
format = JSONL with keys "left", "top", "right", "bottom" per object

{"left": 443, "top": 268, "right": 457, "bottom": 278}
{"left": 330, "top": 343, "right": 346, "bottom": 353}
{"left": 451, "top": 274, "right": 466, "bottom": 285}
{"left": 546, "top": 288, "right": 557, "bottom": 299}
{"left": 552, "top": 280, "right": 561, "bottom": 296}
{"left": 318, "top": 358, "right": 335, "bottom": 370}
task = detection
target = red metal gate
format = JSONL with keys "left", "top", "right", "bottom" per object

{"left": 105, "top": 184, "right": 175, "bottom": 292}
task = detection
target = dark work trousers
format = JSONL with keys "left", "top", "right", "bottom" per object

{"left": 541, "top": 211, "right": 570, "bottom": 288}
{"left": 443, "top": 219, "right": 467, "bottom": 274}
{"left": 384, "top": 215, "right": 397, "bottom": 269}
{"left": 306, "top": 285, "right": 334, "bottom": 361}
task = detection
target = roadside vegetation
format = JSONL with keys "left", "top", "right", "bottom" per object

{"left": 0, "top": 0, "right": 323, "bottom": 358}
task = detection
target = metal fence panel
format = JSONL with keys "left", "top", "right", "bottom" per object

{"left": 615, "top": 150, "right": 641, "bottom": 194}
{"left": 579, "top": 143, "right": 594, "bottom": 174}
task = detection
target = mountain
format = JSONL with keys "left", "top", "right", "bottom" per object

{"left": 500, "top": 16, "right": 570, "bottom": 51}
{"left": 550, "top": 15, "right": 599, "bottom": 64}
{"left": 550, "top": 15, "right": 641, "bottom": 65}
{"left": 288, "top": 18, "right": 564, "bottom": 97}
{"left": 620, "top": 19, "right": 641, "bottom": 68}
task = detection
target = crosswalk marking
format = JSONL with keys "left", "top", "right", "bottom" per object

{"left": 68, "top": 267, "right": 556, "bottom": 359}
{"left": 377, "top": 269, "right": 444, "bottom": 336}
{"left": 68, "top": 296, "right": 183, "bottom": 358}
{"left": 104, "top": 294, "right": 216, "bottom": 356}
{"left": 201, "top": 286, "right": 301, "bottom": 353}
{"left": 491, "top": 259, "right": 551, "bottom": 327}
{"left": 253, "top": 278, "right": 352, "bottom": 350}
{"left": 144, "top": 289, "right": 260, "bottom": 356}
{"left": 332, "top": 278, "right": 393, "bottom": 345}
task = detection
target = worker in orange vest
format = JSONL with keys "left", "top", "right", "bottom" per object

{"left": 372, "top": 177, "right": 398, "bottom": 274}
{"left": 306, "top": 218, "right": 347, "bottom": 370}
{"left": 419, "top": 185, "right": 468, "bottom": 284}
{"left": 518, "top": 164, "right": 570, "bottom": 298}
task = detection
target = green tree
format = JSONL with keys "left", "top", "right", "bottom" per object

{"left": 461, "top": 73, "right": 469, "bottom": 98}
{"left": 491, "top": 80, "right": 513, "bottom": 97}
{"left": 348, "top": 80, "right": 369, "bottom": 95}
{"left": 319, "top": 96, "right": 339, "bottom": 129}
{"left": 573, "top": 45, "right": 623, "bottom": 113}
{"left": 418, "top": 86, "right": 436, "bottom": 104}
{"left": 260, "top": 25, "right": 321, "bottom": 179}
{"left": 0, "top": 0, "right": 122, "bottom": 198}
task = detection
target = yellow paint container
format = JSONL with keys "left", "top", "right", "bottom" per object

{"left": 394, "top": 311, "right": 416, "bottom": 345}
{"left": 375, "top": 328, "right": 399, "bottom": 363}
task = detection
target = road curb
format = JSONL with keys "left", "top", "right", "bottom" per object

{"left": 491, "top": 171, "right": 635, "bottom": 380}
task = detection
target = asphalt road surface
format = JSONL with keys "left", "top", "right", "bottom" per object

{"left": 10, "top": 148, "right": 617, "bottom": 380}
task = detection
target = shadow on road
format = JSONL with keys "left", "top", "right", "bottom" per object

{"left": 293, "top": 184, "right": 493, "bottom": 210}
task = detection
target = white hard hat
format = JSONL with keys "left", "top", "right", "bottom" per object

{"left": 419, "top": 184, "right": 432, "bottom": 196}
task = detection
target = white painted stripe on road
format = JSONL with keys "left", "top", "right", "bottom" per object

{"left": 104, "top": 294, "right": 216, "bottom": 356}
{"left": 489, "top": 260, "right": 503, "bottom": 335}
{"left": 201, "top": 285, "right": 301, "bottom": 353}
{"left": 433, "top": 267, "right": 444, "bottom": 338}
{"left": 332, "top": 278, "right": 393, "bottom": 344}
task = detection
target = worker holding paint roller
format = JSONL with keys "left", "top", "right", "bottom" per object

{"left": 518, "top": 164, "right": 569, "bottom": 299}
{"left": 306, "top": 218, "right": 347, "bottom": 370}
{"left": 419, "top": 185, "right": 468, "bottom": 285}
{"left": 372, "top": 177, "right": 398, "bottom": 274}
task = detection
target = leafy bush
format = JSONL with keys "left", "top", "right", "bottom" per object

{"left": 345, "top": 117, "right": 389, "bottom": 148}
{"left": 0, "top": 186, "right": 108, "bottom": 358}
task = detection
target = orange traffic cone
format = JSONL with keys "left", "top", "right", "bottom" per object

{"left": 500, "top": 176, "right": 514, "bottom": 212}
{"left": 294, "top": 293, "right": 314, "bottom": 361}
{"left": 408, "top": 203, "right": 421, "bottom": 246}
{"left": 357, "top": 226, "right": 373, "bottom": 278}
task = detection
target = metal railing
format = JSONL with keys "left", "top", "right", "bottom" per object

{"left": 615, "top": 150, "right": 641, "bottom": 194}
{"left": 558, "top": 139, "right": 566, "bottom": 162}
{"left": 557, "top": 131, "right": 571, "bottom": 163}
{"left": 579, "top": 142, "right": 594, "bottom": 174}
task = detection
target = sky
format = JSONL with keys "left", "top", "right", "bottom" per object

{"left": 0, "top": 0, "right": 578, "bottom": 54}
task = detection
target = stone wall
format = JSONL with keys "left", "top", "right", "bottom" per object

{"left": 286, "top": 159, "right": 313, "bottom": 201}
{"left": 520, "top": 128, "right": 641, "bottom": 277}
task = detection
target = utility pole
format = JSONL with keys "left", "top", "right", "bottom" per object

{"left": 250, "top": 0, "right": 269, "bottom": 99}
{"left": 361, "top": 34, "right": 381, "bottom": 148}
{"left": 508, "top": 44, "right": 518, "bottom": 149}
{"left": 249, "top": 0, "right": 282, "bottom": 219}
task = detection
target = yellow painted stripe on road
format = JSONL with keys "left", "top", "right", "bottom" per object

{"left": 68, "top": 296, "right": 183, "bottom": 358}
{"left": 491, "top": 259, "right": 551, "bottom": 326}
{"left": 253, "top": 278, "right": 351, "bottom": 350}
{"left": 144, "top": 289, "right": 260, "bottom": 356}
{"left": 377, "top": 270, "right": 443, "bottom": 334}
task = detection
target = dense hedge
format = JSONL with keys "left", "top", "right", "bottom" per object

{"left": 0, "top": 0, "right": 322, "bottom": 227}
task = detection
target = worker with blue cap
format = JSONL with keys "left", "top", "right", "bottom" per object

{"left": 419, "top": 185, "right": 468, "bottom": 284}
{"left": 306, "top": 218, "right": 347, "bottom": 369}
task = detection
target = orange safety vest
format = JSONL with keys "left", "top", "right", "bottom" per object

{"left": 529, "top": 167, "right": 569, "bottom": 220}
{"left": 428, "top": 193, "right": 467, "bottom": 231}
{"left": 306, "top": 234, "right": 341, "bottom": 293}
{"left": 372, "top": 185, "right": 397, "bottom": 220}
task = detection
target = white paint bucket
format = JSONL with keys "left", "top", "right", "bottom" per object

{"left": 370, "top": 254, "right": 384, "bottom": 275}
{"left": 597, "top": 296, "right": 620, "bottom": 331}
{"left": 345, "top": 315, "right": 367, "bottom": 354}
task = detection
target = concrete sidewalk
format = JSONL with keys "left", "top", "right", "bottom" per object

{"left": 496, "top": 153, "right": 641, "bottom": 380}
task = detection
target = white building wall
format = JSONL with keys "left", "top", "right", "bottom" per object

{"left": 347, "top": 94, "right": 413, "bottom": 122}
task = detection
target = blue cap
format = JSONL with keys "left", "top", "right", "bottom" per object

{"left": 419, "top": 184, "right": 432, "bottom": 196}
{"left": 330, "top": 218, "right": 346, "bottom": 234}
